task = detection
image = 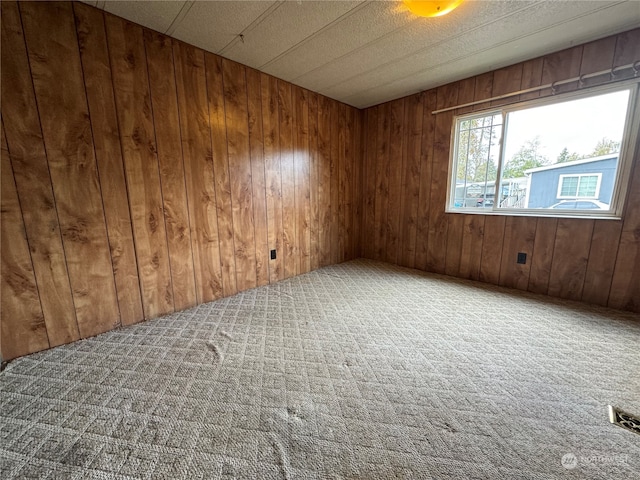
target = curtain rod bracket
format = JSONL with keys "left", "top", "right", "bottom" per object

{"left": 578, "top": 74, "right": 586, "bottom": 88}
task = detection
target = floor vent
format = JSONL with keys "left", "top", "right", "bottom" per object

{"left": 608, "top": 405, "right": 640, "bottom": 435}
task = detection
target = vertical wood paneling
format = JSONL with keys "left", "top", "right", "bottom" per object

{"left": 427, "top": 85, "right": 457, "bottom": 274}
{"left": 540, "top": 45, "right": 583, "bottom": 95}
{"left": 362, "top": 108, "right": 378, "bottom": 261}
{"left": 374, "top": 103, "right": 390, "bottom": 262}
{"left": 360, "top": 28, "right": 638, "bottom": 312}
{"left": 397, "top": 95, "right": 421, "bottom": 268}
{"left": 21, "top": 1, "right": 120, "bottom": 337}
{"left": 499, "top": 217, "right": 536, "bottom": 290}
{"left": 608, "top": 130, "right": 640, "bottom": 311}
{"left": 73, "top": 2, "right": 144, "bottom": 326}
{"left": 352, "top": 107, "right": 364, "bottom": 259}
{"left": 458, "top": 74, "right": 492, "bottom": 280}
{"left": 317, "top": 94, "right": 331, "bottom": 266}
{"left": 613, "top": 28, "right": 640, "bottom": 68}
{"left": 528, "top": 218, "right": 558, "bottom": 294}
{"left": 246, "top": 68, "right": 269, "bottom": 287}
{"left": 203, "top": 52, "right": 235, "bottom": 298}
{"left": 386, "top": 100, "right": 404, "bottom": 265}
{"left": 174, "top": 44, "right": 223, "bottom": 303}
{"left": 1, "top": 123, "right": 49, "bottom": 359}
{"left": 222, "top": 60, "right": 257, "bottom": 291}
{"left": 414, "top": 90, "right": 436, "bottom": 271}
{"left": 345, "top": 106, "right": 356, "bottom": 260}
{"left": 330, "top": 101, "right": 341, "bottom": 265}
{"left": 106, "top": 14, "right": 174, "bottom": 318}
{"left": 1, "top": 0, "right": 79, "bottom": 347}
{"left": 278, "top": 80, "right": 296, "bottom": 278}
{"left": 308, "top": 92, "right": 320, "bottom": 270}
{"left": 261, "top": 73, "right": 284, "bottom": 282}
{"left": 548, "top": 219, "right": 594, "bottom": 300}
{"left": 293, "top": 86, "right": 311, "bottom": 273}
{"left": 1, "top": 2, "right": 364, "bottom": 359}
{"left": 582, "top": 220, "right": 623, "bottom": 306}
{"left": 445, "top": 78, "right": 474, "bottom": 277}
{"left": 520, "top": 58, "right": 544, "bottom": 101}
{"left": 144, "top": 29, "right": 196, "bottom": 311}
{"left": 4, "top": 4, "right": 638, "bottom": 360}
{"left": 580, "top": 37, "right": 616, "bottom": 87}
{"left": 338, "top": 103, "right": 348, "bottom": 263}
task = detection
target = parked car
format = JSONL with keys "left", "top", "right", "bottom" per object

{"left": 549, "top": 199, "right": 610, "bottom": 210}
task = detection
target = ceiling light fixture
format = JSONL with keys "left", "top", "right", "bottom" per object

{"left": 403, "top": 0, "right": 465, "bottom": 18}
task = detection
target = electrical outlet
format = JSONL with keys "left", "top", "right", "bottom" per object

{"left": 517, "top": 252, "right": 527, "bottom": 264}
{"left": 270, "top": 249, "right": 276, "bottom": 260}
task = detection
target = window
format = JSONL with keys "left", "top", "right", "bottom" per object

{"left": 557, "top": 174, "right": 601, "bottom": 199}
{"left": 447, "top": 83, "right": 639, "bottom": 217}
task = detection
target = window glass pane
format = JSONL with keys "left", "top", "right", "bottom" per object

{"left": 499, "top": 89, "right": 630, "bottom": 210}
{"left": 448, "top": 85, "right": 634, "bottom": 216}
{"left": 453, "top": 113, "right": 502, "bottom": 209}
{"left": 577, "top": 176, "right": 598, "bottom": 197}
{"left": 560, "top": 176, "right": 578, "bottom": 197}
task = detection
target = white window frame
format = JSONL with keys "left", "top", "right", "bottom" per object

{"left": 557, "top": 173, "right": 602, "bottom": 199}
{"left": 446, "top": 81, "right": 640, "bottom": 219}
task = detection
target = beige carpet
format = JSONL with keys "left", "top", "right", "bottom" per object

{"left": 1, "top": 259, "right": 639, "bottom": 479}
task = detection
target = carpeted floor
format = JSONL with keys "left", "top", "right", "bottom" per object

{"left": 1, "top": 259, "right": 639, "bottom": 479}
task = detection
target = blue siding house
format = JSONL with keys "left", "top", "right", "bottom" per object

{"left": 525, "top": 154, "right": 617, "bottom": 208}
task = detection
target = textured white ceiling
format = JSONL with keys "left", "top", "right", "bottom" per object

{"left": 84, "top": 0, "right": 640, "bottom": 108}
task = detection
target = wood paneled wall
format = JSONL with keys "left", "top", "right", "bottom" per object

{"left": 361, "top": 28, "right": 640, "bottom": 314}
{"left": 2, "top": 2, "right": 637, "bottom": 360}
{"left": 1, "top": 1, "right": 362, "bottom": 360}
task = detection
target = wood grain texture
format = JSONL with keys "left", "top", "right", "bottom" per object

{"left": 338, "top": 103, "right": 347, "bottom": 263}
{"left": 445, "top": 78, "right": 474, "bottom": 277}
{"left": 308, "top": 91, "right": 320, "bottom": 270}
{"left": 582, "top": 220, "right": 623, "bottom": 306}
{"left": 352, "top": 107, "right": 364, "bottom": 259}
{"left": 261, "top": 73, "right": 284, "bottom": 281}
{"left": 278, "top": 80, "right": 296, "bottom": 278}
{"left": 426, "top": 85, "right": 457, "bottom": 274}
{"left": 246, "top": 68, "right": 270, "bottom": 287}
{"left": 4, "top": 4, "right": 638, "bottom": 361}
{"left": 293, "top": 86, "right": 311, "bottom": 273}
{"left": 613, "top": 28, "right": 640, "bottom": 68}
{"left": 106, "top": 13, "right": 174, "bottom": 319}
{"left": 528, "top": 218, "right": 558, "bottom": 294}
{"left": 498, "top": 217, "right": 536, "bottom": 290}
{"left": 348, "top": 105, "right": 359, "bottom": 260}
{"left": 173, "top": 46, "right": 223, "bottom": 302}
{"left": 361, "top": 28, "right": 639, "bottom": 313}
{"left": 608, "top": 131, "right": 640, "bottom": 312}
{"left": 203, "top": 52, "right": 235, "bottom": 298}
{"left": 330, "top": 101, "right": 341, "bottom": 265}
{"left": 1, "top": 123, "right": 49, "bottom": 360}
{"left": 540, "top": 45, "right": 583, "bottom": 95}
{"left": 548, "top": 219, "right": 594, "bottom": 300}
{"left": 386, "top": 100, "right": 404, "bottom": 265}
{"left": 414, "top": 90, "right": 436, "bottom": 271}
{"left": 362, "top": 108, "right": 378, "bottom": 261}
{"left": 144, "top": 29, "right": 196, "bottom": 311}
{"left": 373, "top": 104, "right": 390, "bottom": 262}
{"left": 21, "top": 1, "right": 120, "bottom": 337}
{"left": 73, "top": 2, "right": 144, "bottom": 326}
{"left": 1, "top": 0, "right": 79, "bottom": 348}
{"left": 223, "top": 59, "right": 257, "bottom": 291}
{"left": 1, "top": 2, "right": 363, "bottom": 359}
{"left": 458, "top": 215, "right": 484, "bottom": 280}
{"left": 458, "top": 76, "right": 491, "bottom": 280}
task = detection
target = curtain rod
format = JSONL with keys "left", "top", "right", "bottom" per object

{"left": 431, "top": 61, "right": 640, "bottom": 115}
